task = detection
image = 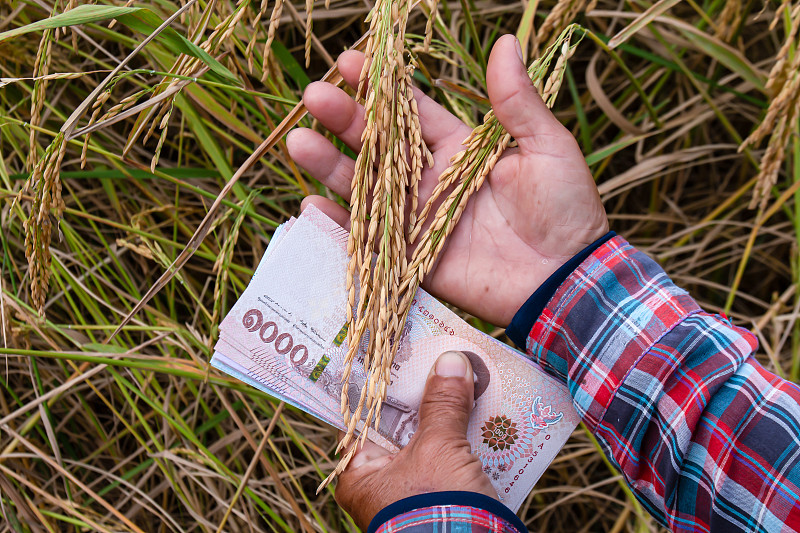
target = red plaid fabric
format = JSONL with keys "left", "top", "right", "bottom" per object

{"left": 526, "top": 236, "right": 800, "bottom": 531}
{"left": 374, "top": 505, "right": 521, "bottom": 532}
{"left": 374, "top": 237, "right": 800, "bottom": 532}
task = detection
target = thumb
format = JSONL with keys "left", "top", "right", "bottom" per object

{"left": 416, "top": 351, "right": 475, "bottom": 440}
{"left": 487, "top": 34, "right": 566, "bottom": 153}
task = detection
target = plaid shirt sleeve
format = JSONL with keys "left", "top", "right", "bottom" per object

{"left": 525, "top": 235, "right": 800, "bottom": 531}
{"left": 371, "top": 235, "right": 800, "bottom": 532}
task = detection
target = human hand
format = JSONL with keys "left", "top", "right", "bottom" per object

{"left": 287, "top": 34, "right": 608, "bottom": 327}
{"left": 334, "top": 351, "right": 495, "bottom": 530}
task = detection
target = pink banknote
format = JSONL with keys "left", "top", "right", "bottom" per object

{"left": 212, "top": 205, "right": 579, "bottom": 511}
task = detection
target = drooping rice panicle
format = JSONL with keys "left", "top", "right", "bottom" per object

{"left": 531, "top": 0, "right": 594, "bottom": 56}
{"left": 20, "top": 133, "right": 68, "bottom": 315}
{"left": 124, "top": 0, "right": 253, "bottom": 164}
{"left": 424, "top": 0, "right": 439, "bottom": 51}
{"left": 322, "top": 0, "right": 423, "bottom": 488}
{"left": 739, "top": 2, "right": 800, "bottom": 210}
{"left": 246, "top": 0, "right": 271, "bottom": 72}
{"left": 81, "top": 90, "right": 141, "bottom": 168}
{"left": 715, "top": 0, "right": 743, "bottom": 42}
{"left": 262, "top": 0, "right": 286, "bottom": 79}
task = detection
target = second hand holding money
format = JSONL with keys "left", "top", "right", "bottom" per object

{"left": 335, "top": 351, "right": 496, "bottom": 532}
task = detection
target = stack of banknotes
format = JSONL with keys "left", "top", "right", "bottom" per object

{"left": 211, "top": 204, "right": 579, "bottom": 511}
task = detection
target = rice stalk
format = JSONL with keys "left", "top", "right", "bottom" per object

{"left": 212, "top": 191, "right": 259, "bottom": 332}
{"left": 323, "top": 0, "right": 423, "bottom": 486}
{"left": 125, "top": 0, "right": 255, "bottom": 168}
{"left": 80, "top": 89, "right": 112, "bottom": 168}
{"left": 305, "top": 0, "right": 314, "bottom": 67}
{"left": 81, "top": 91, "right": 142, "bottom": 169}
{"left": 531, "top": 0, "right": 595, "bottom": 55}
{"left": 59, "top": 0, "right": 81, "bottom": 50}
{"left": 740, "top": 2, "right": 800, "bottom": 210}
{"left": 245, "top": 0, "right": 271, "bottom": 73}
{"left": 714, "top": 0, "right": 743, "bottom": 43}
{"left": 424, "top": 0, "right": 440, "bottom": 51}
{"left": 262, "top": 0, "right": 286, "bottom": 81}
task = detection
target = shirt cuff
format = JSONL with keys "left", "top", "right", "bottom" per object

{"left": 525, "top": 235, "right": 704, "bottom": 424}
{"left": 505, "top": 231, "right": 615, "bottom": 348}
{"left": 367, "top": 491, "right": 527, "bottom": 533}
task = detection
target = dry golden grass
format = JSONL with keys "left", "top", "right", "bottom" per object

{"left": 1, "top": 1, "right": 800, "bottom": 531}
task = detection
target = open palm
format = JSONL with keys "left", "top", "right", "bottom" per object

{"left": 286, "top": 35, "right": 608, "bottom": 327}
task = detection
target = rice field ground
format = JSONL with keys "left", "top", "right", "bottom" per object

{"left": 1, "top": 1, "right": 799, "bottom": 531}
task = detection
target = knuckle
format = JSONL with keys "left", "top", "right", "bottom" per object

{"left": 523, "top": 131, "right": 572, "bottom": 155}
{"left": 420, "top": 380, "right": 470, "bottom": 416}
{"left": 415, "top": 434, "right": 468, "bottom": 459}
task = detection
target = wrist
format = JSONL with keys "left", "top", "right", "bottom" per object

{"left": 506, "top": 231, "right": 616, "bottom": 348}
{"left": 368, "top": 491, "right": 527, "bottom": 533}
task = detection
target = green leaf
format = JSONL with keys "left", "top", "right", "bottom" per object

{"left": 607, "top": 0, "right": 682, "bottom": 49}
{"left": 677, "top": 27, "right": 765, "bottom": 93}
{"left": 585, "top": 135, "right": 646, "bottom": 166}
{"left": 515, "top": 0, "right": 538, "bottom": 58}
{"left": 0, "top": 5, "right": 141, "bottom": 43}
{"left": 270, "top": 41, "right": 311, "bottom": 90}
{"left": 84, "top": 343, "right": 129, "bottom": 354}
{"left": 116, "top": 10, "right": 240, "bottom": 85}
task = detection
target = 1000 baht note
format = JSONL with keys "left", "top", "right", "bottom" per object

{"left": 212, "top": 205, "right": 579, "bottom": 511}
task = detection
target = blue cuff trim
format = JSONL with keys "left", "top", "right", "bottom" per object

{"left": 367, "top": 491, "right": 526, "bottom": 533}
{"left": 505, "top": 231, "right": 615, "bottom": 349}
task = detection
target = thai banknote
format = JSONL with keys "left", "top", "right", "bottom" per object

{"left": 211, "top": 205, "right": 579, "bottom": 511}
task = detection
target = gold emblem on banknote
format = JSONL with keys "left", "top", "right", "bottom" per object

{"left": 481, "top": 415, "right": 519, "bottom": 451}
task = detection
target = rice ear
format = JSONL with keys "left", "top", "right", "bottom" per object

{"left": 332, "top": 22, "right": 583, "bottom": 484}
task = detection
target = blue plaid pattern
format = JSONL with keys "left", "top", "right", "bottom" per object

{"left": 527, "top": 236, "right": 800, "bottom": 531}
{"left": 374, "top": 237, "right": 800, "bottom": 532}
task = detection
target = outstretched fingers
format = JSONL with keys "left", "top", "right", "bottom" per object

{"left": 305, "top": 50, "right": 472, "bottom": 156}
{"left": 286, "top": 128, "right": 355, "bottom": 199}
{"left": 293, "top": 49, "right": 480, "bottom": 221}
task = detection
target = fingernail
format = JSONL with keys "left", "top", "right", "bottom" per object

{"left": 435, "top": 351, "right": 468, "bottom": 377}
{"left": 515, "top": 37, "right": 524, "bottom": 62}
